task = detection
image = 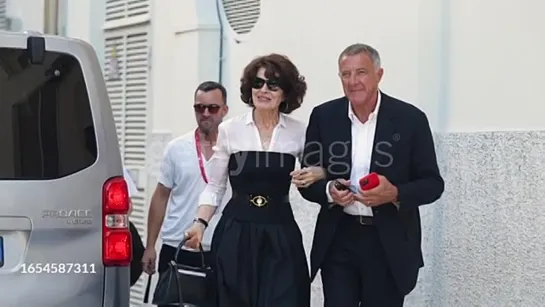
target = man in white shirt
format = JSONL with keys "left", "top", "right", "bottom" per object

{"left": 141, "top": 81, "right": 230, "bottom": 286}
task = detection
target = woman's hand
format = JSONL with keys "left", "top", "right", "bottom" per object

{"left": 183, "top": 222, "right": 206, "bottom": 249}
{"left": 290, "top": 166, "right": 326, "bottom": 188}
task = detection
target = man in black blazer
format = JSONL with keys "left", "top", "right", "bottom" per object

{"left": 299, "top": 43, "right": 444, "bottom": 306}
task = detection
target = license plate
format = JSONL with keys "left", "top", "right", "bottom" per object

{"left": 0, "top": 236, "right": 4, "bottom": 268}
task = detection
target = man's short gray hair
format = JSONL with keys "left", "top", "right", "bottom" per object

{"left": 338, "top": 43, "right": 381, "bottom": 69}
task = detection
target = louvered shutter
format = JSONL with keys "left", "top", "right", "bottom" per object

{"left": 0, "top": 0, "right": 7, "bottom": 30}
{"left": 104, "top": 26, "right": 150, "bottom": 307}
{"left": 105, "top": 0, "right": 150, "bottom": 22}
{"left": 222, "top": 0, "right": 261, "bottom": 35}
{"left": 104, "top": 2, "right": 151, "bottom": 306}
{"left": 104, "top": 30, "right": 150, "bottom": 225}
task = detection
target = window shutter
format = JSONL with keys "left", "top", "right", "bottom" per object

{"left": 127, "top": 0, "right": 150, "bottom": 18}
{"left": 0, "top": 0, "right": 7, "bottom": 30}
{"left": 221, "top": 0, "right": 261, "bottom": 35}
{"left": 105, "top": 0, "right": 150, "bottom": 22}
{"left": 104, "top": 2, "right": 151, "bottom": 306}
{"left": 123, "top": 32, "right": 149, "bottom": 167}
{"left": 104, "top": 26, "right": 150, "bottom": 307}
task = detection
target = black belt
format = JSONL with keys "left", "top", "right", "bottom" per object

{"left": 346, "top": 214, "right": 374, "bottom": 225}
{"left": 225, "top": 192, "right": 294, "bottom": 224}
{"left": 232, "top": 192, "right": 290, "bottom": 207}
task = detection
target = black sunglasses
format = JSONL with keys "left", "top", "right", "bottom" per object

{"left": 193, "top": 104, "right": 221, "bottom": 114}
{"left": 251, "top": 77, "right": 280, "bottom": 91}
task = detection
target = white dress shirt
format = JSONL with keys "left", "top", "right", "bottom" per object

{"left": 157, "top": 131, "right": 231, "bottom": 251}
{"left": 199, "top": 111, "right": 307, "bottom": 208}
{"left": 326, "top": 92, "right": 381, "bottom": 216}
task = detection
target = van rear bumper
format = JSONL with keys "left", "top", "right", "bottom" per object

{"left": 103, "top": 267, "right": 131, "bottom": 307}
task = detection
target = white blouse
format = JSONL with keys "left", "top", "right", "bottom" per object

{"left": 198, "top": 111, "right": 307, "bottom": 207}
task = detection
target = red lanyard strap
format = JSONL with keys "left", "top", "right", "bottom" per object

{"left": 194, "top": 129, "right": 208, "bottom": 183}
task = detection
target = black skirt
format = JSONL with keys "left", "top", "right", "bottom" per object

{"left": 210, "top": 151, "right": 310, "bottom": 307}
{"left": 212, "top": 216, "right": 310, "bottom": 307}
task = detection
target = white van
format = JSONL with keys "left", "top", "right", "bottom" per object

{"left": 0, "top": 31, "right": 131, "bottom": 306}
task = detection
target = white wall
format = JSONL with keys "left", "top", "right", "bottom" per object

{"left": 13, "top": 0, "right": 545, "bottom": 137}
{"left": 220, "top": 0, "right": 545, "bottom": 133}
{"left": 222, "top": 0, "right": 442, "bottom": 127}
{"left": 5, "top": 0, "right": 44, "bottom": 32}
{"left": 5, "top": 0, "right": 104, "bottom": 64}
{"left": 64, "top": 0, "right": 91, "bottom": 41}
{"left": 150, "top": 0, "right": 221, "bottom": 139}
{"left": 63, "top": 0, "right": 104, "bottom": 66}
{"left": 447, "top": 1, "right": 545, "bottom": 132}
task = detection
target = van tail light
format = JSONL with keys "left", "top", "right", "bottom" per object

{"left": 102, "top": 176, "right": 132, "bottom": 266}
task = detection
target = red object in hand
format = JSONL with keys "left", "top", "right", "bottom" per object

{"left": 359, "top": 172, "right": 380, "bottom": 191}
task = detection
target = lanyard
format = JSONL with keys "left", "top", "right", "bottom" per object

{"left": 194, "top": 129, "right": 208, "bottom": 183}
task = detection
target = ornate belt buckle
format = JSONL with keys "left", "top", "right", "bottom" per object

{"left": 250, "top": 195, "right": 268, "bottom": 207}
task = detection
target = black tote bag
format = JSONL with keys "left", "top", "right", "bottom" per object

{"left": 143, "top": 239, "right": 215, "bottom": 306}
{"left": 129, "top": 221, "right": 144, "bottom": 287}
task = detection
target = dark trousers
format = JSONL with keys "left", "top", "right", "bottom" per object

{"left": 157, "top": 244, "right": 214, "bottom": 307}
{"left": 321, "top": 214, "right": 404, "bottom": 307}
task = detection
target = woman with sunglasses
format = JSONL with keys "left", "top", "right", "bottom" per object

{"left": 184, "top": 53, "right": 322, "bottom": 307}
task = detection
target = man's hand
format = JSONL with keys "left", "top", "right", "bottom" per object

{"left": 328, "top": 179, "right": 354, "bottom": 206}
{"left": 354, "top": 175, "right": 398, "bottom": 207}
{"left": 141, "top": 247, "right": 157, "bottom": 274}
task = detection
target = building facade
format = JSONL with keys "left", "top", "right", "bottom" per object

{"left": 5, "top": 0, "right": 545, "bottom": 306}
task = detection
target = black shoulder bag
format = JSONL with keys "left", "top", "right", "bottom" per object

{"left": 143, "top": 240, "right": 215, "bottom": 306}
{"left": 129, "top": 221, "right": 144, "bottom": 287}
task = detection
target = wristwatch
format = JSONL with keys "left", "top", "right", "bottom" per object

{"left": 193, "top": 218, "right": 208, "bottom": 228}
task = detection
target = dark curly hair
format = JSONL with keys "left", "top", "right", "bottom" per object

{"left": 240, "top": 53, "right": 307, "bottom": 114}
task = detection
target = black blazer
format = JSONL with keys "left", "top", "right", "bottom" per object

{"left": 299, "top": 93, "right": 444, "bottom": 295}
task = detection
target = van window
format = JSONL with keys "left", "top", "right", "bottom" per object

{"left": 0, "top": 48, "right": 97, "bottom": 180}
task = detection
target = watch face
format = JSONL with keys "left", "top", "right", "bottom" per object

{"left": 194, "top": 218, "right": 208, "bottom": 227}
